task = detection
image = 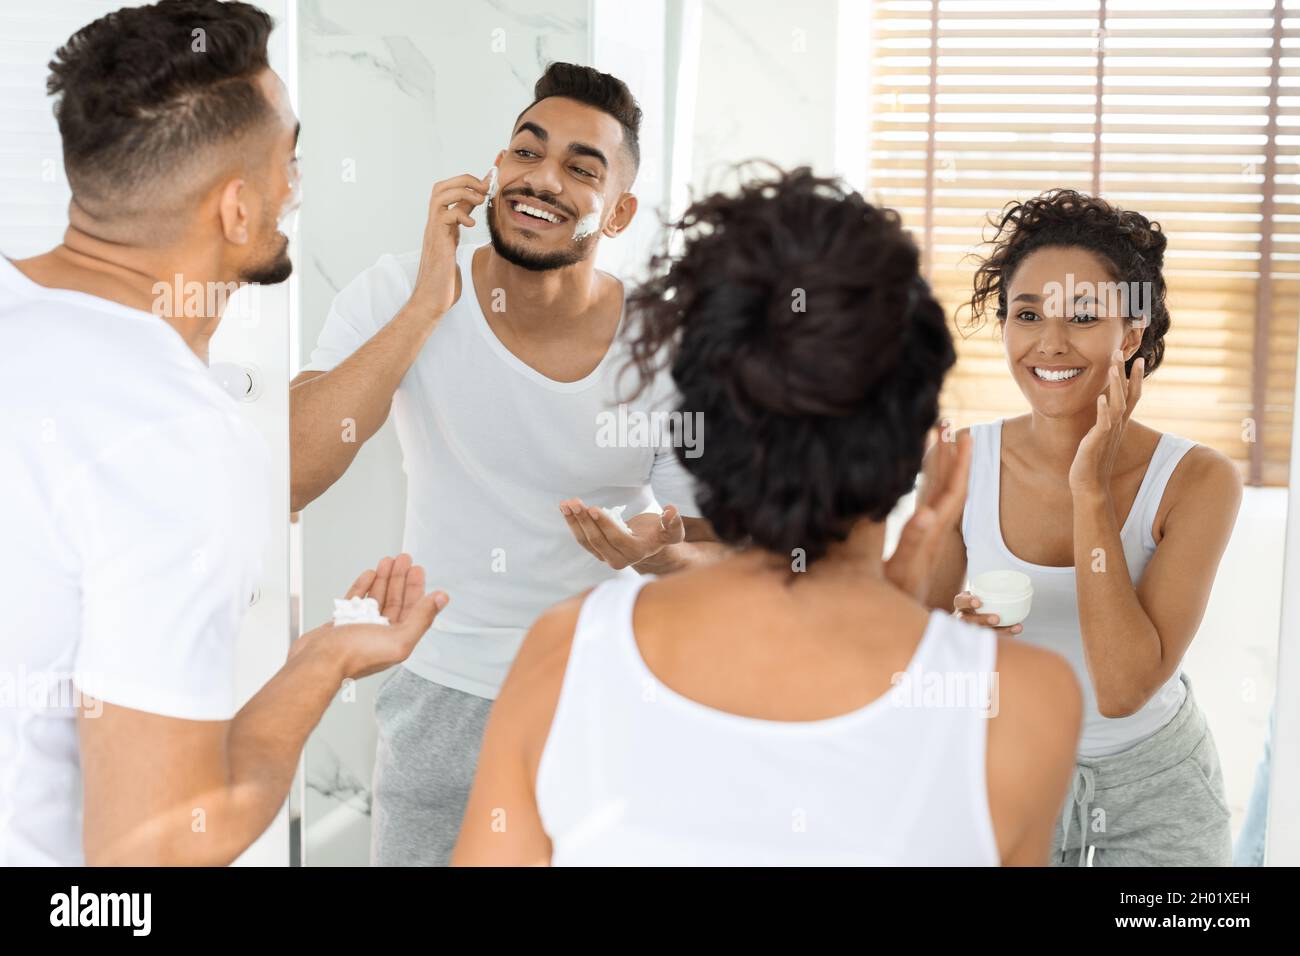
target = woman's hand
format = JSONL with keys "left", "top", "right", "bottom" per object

{"left": 952, "top": 590, "right": 1023, "bottom": 636}
{"left": 885, "top": 426, "right": 972, "bottom": 600}
{"left": 1069, "top": 348, "right": 1144, "bottom": 495}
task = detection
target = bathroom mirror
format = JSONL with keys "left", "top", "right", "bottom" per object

{"left": 2, "top": 0, "right": 1287, "bottom": 872}
{"left": 290, "top": 0, "right": 872, "bottom": 865}
{"left": 290, "top": 0, "right": 1292, "bottom": 866}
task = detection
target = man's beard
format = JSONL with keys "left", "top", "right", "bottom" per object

{"left": 239, "top": 231, "right": 294, "bottom": 285}
{"left": 487, "top": 199, "right": 590, "bottom": 272}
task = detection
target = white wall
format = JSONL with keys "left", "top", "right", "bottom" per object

{"left": 683, "top": 0, "right": 848, "bottom": 199}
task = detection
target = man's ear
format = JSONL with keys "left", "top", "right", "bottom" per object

{"left": 217, "top": 178, "right": 250, "bottom": 245}
{"left": 604, "top": 191, "right": 638, "bottom": 238}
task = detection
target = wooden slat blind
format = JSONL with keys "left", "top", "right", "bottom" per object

{"left": 869, "top": 0, "right": 1300, "bottom": 486}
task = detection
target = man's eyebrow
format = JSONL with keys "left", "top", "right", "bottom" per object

{"left": 568, "top": 142, "right": 608, "bottom": 169}
{"left": 510, "top": 122, "right": 609, "bottom": 170}
{"left": 514, "top": 121, "right": 548, "bottom": 142}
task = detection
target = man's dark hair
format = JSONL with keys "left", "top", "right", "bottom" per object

{"left": 521, "top": 62, "right": 642, "bottom": 178}
{"left": 47, "top": 0, "right": 275, "bottom": 206}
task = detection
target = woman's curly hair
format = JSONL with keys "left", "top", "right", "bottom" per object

{"left": 622, "top": 164, "right": 955, "bottom": 567}
{"left": 965, "top": 188, "right": 1170, "bottom": 377}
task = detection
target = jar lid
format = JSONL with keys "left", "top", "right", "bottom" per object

{"left": 969, "top": 569, "right": 1034, "bottom": 602}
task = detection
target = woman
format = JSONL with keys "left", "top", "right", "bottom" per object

{"left": 931, "top": 189, "right": 1241, "bottom": 866}
{"left": 451, "top": 166, "right": 1081, "bottom": 866}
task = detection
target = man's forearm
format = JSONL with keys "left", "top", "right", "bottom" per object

{"left": 94, "top": 635, "right": 350, "bottom": 867}
{"left": 291, "top": 303, "right": 440, "bottom": 509}
{"left": 212, "top": 634, "right": 351, "bottom": 863}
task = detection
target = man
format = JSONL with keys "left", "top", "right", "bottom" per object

{"left": 291, "top": 62, "right": 727, "bottom": 865}
{"left": 0, "top": 0, "right": 445, "bottom": 865}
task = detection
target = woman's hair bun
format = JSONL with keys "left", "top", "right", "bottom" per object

{"left": 623, "top": 163, "right": 956, "bottom": 566}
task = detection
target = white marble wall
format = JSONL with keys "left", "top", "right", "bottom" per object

{"left": 296, "top": 0, "right": 589, "bottom": 865}
{"left": 686, "top": 0, "right": 843, "bottom": 195}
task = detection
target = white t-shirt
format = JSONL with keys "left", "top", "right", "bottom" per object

{"left": 304, "top": 242, "right": 701, "bottom": 699}
{"left": 0, "top": 256, "right": 270, "bottom": 865}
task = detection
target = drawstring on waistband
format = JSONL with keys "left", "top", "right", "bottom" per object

{"left": 1060, "top": 766, "right": 1097, "bottom": 866}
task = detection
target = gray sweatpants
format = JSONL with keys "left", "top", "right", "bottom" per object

{"left": 369, "top": 666, "right": 494, "bottom": 867}
{"left": 1050, "top": 672, "right": 1232, "bottom": 866}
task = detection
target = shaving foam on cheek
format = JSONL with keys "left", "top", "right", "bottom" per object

{"left": 572, "top": 193, "right": 604, "bottom": 241}
{"left": 278, "top": 166, "right": 303, "bottom": 235}
{"left": 485, "top": 166, "right": 499, "bottom": 207}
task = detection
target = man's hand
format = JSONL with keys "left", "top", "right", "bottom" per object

{"left": 407, "top": 170, "right": 493, "bottom": 317}
{"left": 291, "top": 553, "right": 448, "bottom": 679}
{"left": 81, "top": 554, "right": 449, "bottom": 867}
{"left": 885, "top": 426, "right": 972, "bottom": 600}
{"left": 558, "top": 498, "right": 685, "bottom": 570}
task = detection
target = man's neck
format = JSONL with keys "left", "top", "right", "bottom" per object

{"left": 479, "top": 243, "right": 605, "bottom": 332}
{"left": 17, "top": 223, "right": 227, "bottom": 362}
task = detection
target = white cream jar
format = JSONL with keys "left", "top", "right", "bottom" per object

{"left": 968, "top": 570, "right": 1034, "bottom": 629}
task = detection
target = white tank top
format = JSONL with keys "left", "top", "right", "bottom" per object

{"left": 961, "top": 418, "right": 1194, "bottom": 757}
{"left": 535, "top": 574, "right": 1002, "bottom": 866}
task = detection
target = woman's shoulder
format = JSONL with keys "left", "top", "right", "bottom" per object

{"left": 1138, "top": 422, "right": 1241, "bottom": 501}
{"left": 1133, "top": 421, "right": 1242, "bottom": 541}
{"left": 984, "top": 635, "right": 1082, "bottom": 862}
{"left": 494, "top": 590, "right": 594, "bottom": 778}
{"left": 991, "top": 638, "right": 1083, "bottom": 775}
{"left": 1163, "top": 442, "right": 1243, "bottom": 521}
{"left": 500, "top": 591, "right": 593, "bottom": 713}
{"left": 928, "top": 416, "right": 1014, "bottom": 463}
